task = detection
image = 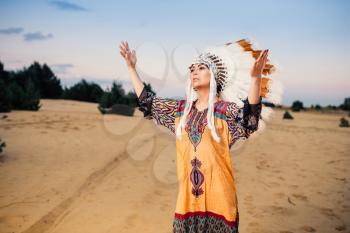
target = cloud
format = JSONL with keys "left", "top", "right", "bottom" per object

{"left": 51, "top": 63, "right": 74, "bottom": 74}
{"left": 49, "top": 0, "right": 87, "bottom": 11}
{"left": 0, "top": 28, "right": 54, "bottom": 42}
{"left": 0, "top": 27, "right": 24, "bottom": 35}
{"left": 23, "top": 32, "right": 54, "bottom": 42}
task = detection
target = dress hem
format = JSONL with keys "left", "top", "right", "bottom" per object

{"left": 174, "top": 211, "right": 239, "bottom": 228}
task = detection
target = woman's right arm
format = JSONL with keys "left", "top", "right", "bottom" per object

{"left": 119, "top": 41, "right": 144, "bottom": 97}
{"left": 119, "top": 41, "right": 180, "bottom": 134}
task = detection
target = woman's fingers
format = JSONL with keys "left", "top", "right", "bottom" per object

{"left": 262, "top": 50, "right": 269, "bottom": 66}
{"left": 251, "top": 49, "right": 269, "bottom": 77}
{"left": 263, "top": 50, "right": 268, "bottom": 61}
{"left": 120, "top": 41, "right": 128, "bottom": 52}
{"left": 125, "top": 41, "right": 130, "bottom": 51}
{"left": 263, "top": 49, "right": 269, "bottom": 60}
{"left": 255, "top": 50, "right": 266, "bottom": 70}
{"left": 259, "top": 50, "right": 268, "bottom": 62}
{"left": 257, "top": 50, "right": 264, "bottom": 61}
{"left": 253, "top": 49, "right": 268, "bottom": 74}
{"left": 121, "top": 42, "right": 128, "bottom": 52}
{"left": 257, "top": 50, "right": 268, "bottom": 67}
{"left": 120, "top": 50, "right": 127, "bottom": 59}
{"left": 121, "top": 41, "right": 128, "bottom": 51}
{"left": 119, "top": 45, "right": 125, "bottom": 53}
{"left": 258, "top": 50, "right": 269, "bottom": 72}
{"left": 119, "top": 41, "right": 137, "bottom": 68}
{"left": 119, "top": 42, "right": 132, "bottom": 58}
{"left": 119, "top": 44, "right": 126, "bottom": 53}
{"left": 119, "top": 45, "right": 129, "bottom": 60}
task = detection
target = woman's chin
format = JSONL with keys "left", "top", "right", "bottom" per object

{"left": 192, "top": 85, "right": 199, "bottom": 90}
{"left": 192, "top": 84, "right": 207, "bottom": 90}
{"left": 192, "top": 82, "right": 201, "bottom": 89}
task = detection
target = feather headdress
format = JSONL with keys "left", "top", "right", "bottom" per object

{"left": 176, "top": 38, "right": 284, "bottom": 142}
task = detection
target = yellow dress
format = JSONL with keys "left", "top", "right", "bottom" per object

{"left": 137, "top": 85, "right": 262, "bottom": 233}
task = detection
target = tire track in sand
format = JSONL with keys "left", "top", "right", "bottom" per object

{"left": 20, "top": 151, "right": 128, "bottom": 233}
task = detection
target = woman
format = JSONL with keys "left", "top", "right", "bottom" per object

{"left": 119, "top": 39, "right": 281, "bottom": 233}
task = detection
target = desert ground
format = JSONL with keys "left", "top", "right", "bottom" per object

{"left": 0, "top": 99, "right": 349, "bottom": 233}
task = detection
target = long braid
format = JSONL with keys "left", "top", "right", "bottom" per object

{"left": 176, "top": 78, "right": 196, "bottom": 140}
{"left": 207, "top": 67, "right": 221, "bottom": 142}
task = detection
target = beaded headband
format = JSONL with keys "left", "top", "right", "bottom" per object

{"left": 188, "top": 52, "right": 228, "bottom": 95}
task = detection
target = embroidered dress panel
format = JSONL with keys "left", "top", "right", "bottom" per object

{"left": 136, "top": 85, "right": 262, "bottom": 233}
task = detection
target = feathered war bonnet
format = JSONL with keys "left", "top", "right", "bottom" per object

{"left": 175, "top": 38, "right": 284, "bottom": 142}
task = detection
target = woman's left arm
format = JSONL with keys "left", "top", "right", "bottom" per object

{"left": 248, "top": 49, "right": 269, "bottom": 104}
{"left": 225, "top": 49, "right": 269, "bottom": 146}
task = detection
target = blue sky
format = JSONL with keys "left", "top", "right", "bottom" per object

{"left": 0, "top": 0, "right": 349, "bottom": 106}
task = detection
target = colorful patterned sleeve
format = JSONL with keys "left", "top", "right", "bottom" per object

{"left": 225, "top": 96, "right": 262, "bottom": 145}
{"left": 136, "top": 85, "right": 179, "bottom": 134}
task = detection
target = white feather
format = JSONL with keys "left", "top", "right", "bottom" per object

{"left": 188, "top": 38, "right": 284, "bottom": 140}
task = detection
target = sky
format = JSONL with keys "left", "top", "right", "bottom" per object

{"left": 0, "top": 0, "right": 349, "bottom": 106}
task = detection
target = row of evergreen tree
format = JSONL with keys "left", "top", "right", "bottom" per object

{"left": 0, "top": 61, "right": 151, "bottom": 113}
{"left": 289, "top": 99, "right": 350, "bottom": 112}
{"left": 1, "top": 60, "right": 349, "bottom": 113}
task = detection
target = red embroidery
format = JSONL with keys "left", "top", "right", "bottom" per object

{"left": 190, "top": 157, "right": 204, "bottom": 197}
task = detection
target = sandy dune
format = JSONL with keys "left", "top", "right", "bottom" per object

{"left": 0, "top": 99, "right": 349, "bottom": 233}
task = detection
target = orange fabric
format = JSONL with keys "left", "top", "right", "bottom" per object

{"left": 137, "top": 85, "right": 262, "bottom": 229}
{"left": 174, "top": 112, "right": 239, "bottom": 223}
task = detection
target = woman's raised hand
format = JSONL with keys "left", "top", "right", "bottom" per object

{"left": 119, "top": 41, "right": 137, "bottom": 69}
{"left": 251, "top": 49, "right": 269, "bottom": 79}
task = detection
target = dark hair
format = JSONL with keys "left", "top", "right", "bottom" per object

{"left": 188, "top": 63, "right": 209, "bottom": 71}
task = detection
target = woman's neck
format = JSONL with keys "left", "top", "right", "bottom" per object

{"left": 195, "top": 88, "right": 219, "bottom": 110}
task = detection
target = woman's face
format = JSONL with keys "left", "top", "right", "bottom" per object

{"left": 189, "top": 63, "right": 211, "bottom": 90}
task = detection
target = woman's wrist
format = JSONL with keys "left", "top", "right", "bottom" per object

{"left": 127, "top": 65, "right": 136, "bottom": 71}
{"left": 251, "top": 76, "right": 262, "bottom": 87}
{"left": 251, "top": 75, "right": 262, "bottom": 80}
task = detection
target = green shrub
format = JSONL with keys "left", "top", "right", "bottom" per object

{"left": 99, "top": 104, "right": 135, "bottom": 116}
{"left": 0, "top": 138, "right": 5, "bottom": 154}
{"left": 97, "top": 106, "right": 107, "bottom": 114}
{"left": 97, "top": 81, "right": 140, "bottom": 115}
{"left": 62, "top": 79, "right": 104, "bottom": 103}
{"left": 25, "top": 62, "right": 63, "bottom": 98}
{"left": 291, "top": 100, "right": 304, "bottom": 112}
{"left": 262, "top": 101, "right": 275, "bottom": 108}
{"left": 4, "top": 79, "right": 41, "bottom": 111}
{"left": 283, "top": 110, "right": 294, "bottom": 120}
{"left": 340, "top": 97, "right": 350, "bottom": 111}
{"left": 110, "top": 104, "right": 135, "bottom": 116}
{"left": 339, "top": 117, "right": 349, "bottom": 127}
{"left": 1, "top": 61, "right": 42, "bottom": 112}
{"left": 8, "top": 80, "right": 41, "bottom": 111}
{"left": 0, "top": 79, "right": 12, "bottom": 112}
{"left": 22, "top": 79, "right": 41, "bottom": 110}
{"left": 99, "top": 91, "right": 114, "bottom": 109}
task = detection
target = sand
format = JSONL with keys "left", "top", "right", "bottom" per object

{"left": 0, "top": 99, "right": 349, "bottom": 233}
